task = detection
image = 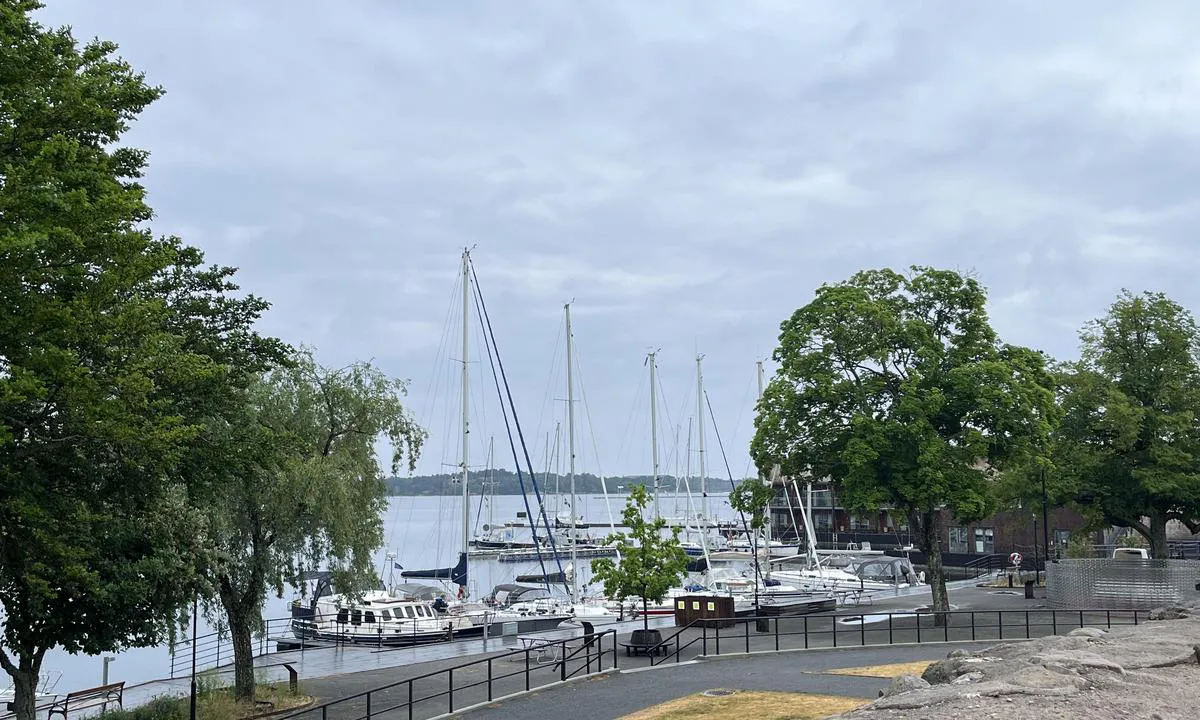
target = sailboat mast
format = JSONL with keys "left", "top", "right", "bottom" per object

{"left": 757, "top": 360, "right": 769, "bottom": 574}
{"left": 648, "top": 351, "right": 660, "bottom": 519}
{"left": 696, "top": 354, "right": 707, "bottom": 526}
{"left": 565, "top": 302, "right": 578, "bottom": 601}
{"left": 460, "top": 249, "right": 471, "bottom": 594}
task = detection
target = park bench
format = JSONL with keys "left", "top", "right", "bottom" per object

{"left": 619, "top": 628, "right": 667, "bottom": 657}
{"left": 46, "top": 681, "right": 123, "bottom": 719}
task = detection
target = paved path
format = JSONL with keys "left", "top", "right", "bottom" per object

{"left": 462, "top": 643, "right": 999, "bottom": 720}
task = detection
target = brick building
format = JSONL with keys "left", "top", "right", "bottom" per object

{"left": 769, "top": 480, "right": 1096, "bottom": 567}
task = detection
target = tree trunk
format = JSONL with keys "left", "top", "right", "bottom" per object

{"left": 1149, "top": 513, "right": 1169, "bottom": 559}
{"left": 0, "top": 651, "right": 42, "bottom": 720}
{"left": 642, "top": 596, "right": 649, "bottom": 632}
{"left": 915, "top": 511, "right": 949, "bottom": 626}
{"left": 227, "top": 607, "right": 256, "bottom": 702}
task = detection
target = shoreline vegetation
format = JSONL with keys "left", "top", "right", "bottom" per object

{"left": 385, "top": 471, "right": 738, "bottom": 496}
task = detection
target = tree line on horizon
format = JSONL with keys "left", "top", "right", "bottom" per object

{"left": 3, "top": 4, "right": 1198, "bottom": 719}
{"left": 385, "top": 471, "right": 741, "bottom": 496}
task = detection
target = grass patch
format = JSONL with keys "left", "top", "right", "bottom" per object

{"left": 100, "top": 673, "right": 311, "bottom": 720}
{"left": 823, "top": 660, "right": 936, "bottom": 678}
{"left": 619, "top": 690, "right": 865, "bottom": 720}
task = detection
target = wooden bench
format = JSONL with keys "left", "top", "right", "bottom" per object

{"left": 619, "top": 640, "right": 668, "bottom": 657}
{"left": 47, "top": 681, "right": 123, "bottom": 719}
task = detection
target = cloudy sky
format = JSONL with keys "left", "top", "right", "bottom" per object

{"left": 37, "top": 0, "right": 1200, "bottom": 480}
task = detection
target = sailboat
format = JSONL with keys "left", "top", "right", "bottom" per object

{"left": 288, "top": 250, "right": 570, "bottom": 645}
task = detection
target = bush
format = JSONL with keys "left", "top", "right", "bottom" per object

{"left": 100, "top": 696, "right": 185, "bottom": 720}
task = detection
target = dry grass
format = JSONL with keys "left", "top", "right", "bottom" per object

{"left": 822, "top": 660, "right": 936, "bottom": 678}
{"left": 619, "top": 690, "right": 866, "bottom": 720}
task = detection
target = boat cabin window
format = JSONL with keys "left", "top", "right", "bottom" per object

{"left": 336, "top": 608, "right": 349, "bottom": 625}
{"left": 416, "top": 606, "right": 428, "bottom": 617}
{"left": 380, "top": 610, "right": 392, "bottom": 621}
{"left": 364, "top": 611, "right": 376, "bottom": 624}
{"left": 404, "top": 606, "right": 415, "bottom": 618}
{"left": 350, "top": 609, "right": 362, "bottom": 625}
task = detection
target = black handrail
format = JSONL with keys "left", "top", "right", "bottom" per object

{"left": 649, "top": 607, "right": 1141, "bottom": 666}
{"left": 276, "top": 628, "right": 619, "bottom": 720}
{"left": 168, "top": 616, "right": 297, "bottom": 678}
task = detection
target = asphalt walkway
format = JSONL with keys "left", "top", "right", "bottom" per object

{"left": 460, "top": 643, "right": 998, "bottom": 720}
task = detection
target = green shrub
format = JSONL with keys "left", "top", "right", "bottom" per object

{"left": 100, "top": 696, "right": 185, "bottom": 720}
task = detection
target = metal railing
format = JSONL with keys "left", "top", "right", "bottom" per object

{"left": 277, "top": 629, "right": 618, "bottom": 720}
{"left": 169, "top": 616, "right": 297, "bottom": 679}
{"left": 644, "top": 607, "right": 1142, "bottom": 666}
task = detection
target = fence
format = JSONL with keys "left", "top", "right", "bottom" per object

{"left": 646, "top": 607, "right": 1143, "bottom": 666}
{"left": 169, "top": 617, "right": 297, "bottom": 679}
{"left": 277, "top": 629, "right": 618, "bottom": 720}
{"left": 1046, "top": 558, "right": 1200, "bottom": 609}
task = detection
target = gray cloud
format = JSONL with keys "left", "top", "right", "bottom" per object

{"left": 37, "top": 0, "right": 1200, "bottom": 475}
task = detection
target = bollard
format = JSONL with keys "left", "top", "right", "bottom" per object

{"left": 1024, "top": 580, "right": 1035, "bottom": 599}
{"left": 282, "top": 663, "right": 298, "bottom": 695}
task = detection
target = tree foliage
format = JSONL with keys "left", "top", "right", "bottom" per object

{"left": 729, "top": 478, "right": 774, "bottom": 532}
{"left": 198, "top": 351, "right": 425, "bottom": 700}
{"left": 0, "top": 4, "right": 282, "bottom": 718}
{"left": 751, "top": 267, "right": 1057, "bottom": 619}
{"left": 1053, "top": 290, "right": 1200, "bottom": 557}
{"left": 589, "top": 485, "right": 688, "bottom": 631}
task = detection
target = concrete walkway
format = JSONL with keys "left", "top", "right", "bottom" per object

{"left": 462, "top": 643, "right": 999, "bottom": 720}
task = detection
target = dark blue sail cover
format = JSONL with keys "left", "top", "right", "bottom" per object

{"left": 400, "top": 552, "right": 468, "bottom": 588}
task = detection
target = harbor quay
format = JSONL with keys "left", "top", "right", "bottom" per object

{"left": 156, "top": 583, "right": 1140, "bottom": 720}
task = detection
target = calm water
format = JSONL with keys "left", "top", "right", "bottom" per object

{"left": 38, "top": 492, "right": 734, "bottom": 689}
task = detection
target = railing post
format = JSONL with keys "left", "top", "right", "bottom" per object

{"left": 366, "top": 691, "right": 372, "bottom": 720}
{"left": 832, "top": 615, "right": 837, "bottom": 647}
{"left": 889, "top": 613, "right": 894, "bottom": 644}
{"left": 1025, "top": 610, "right": 1030, "bottom": 639}
{"left": 803, "top": 616, "right": 809, "bottom": 649}
{"left": 408, "top": 681, "right": 414, "bottom": 720}
{"left": 862, "top": 615, "right": 867, "bottom": 646}
{"left": 1106, "top": 610, "right": 1111, "bottom": 629}
{"left": 703, "top": 624, "right": 708, "bottom": 656}
{"left": 715, "top": 623, "right": 720, "bottom": 655}
{"left": 1079, "top": 610, "right": 1084, "bottom": 628}
{"left": 944, "top": 612, "right": 949, "bottom": 642}
{"left": 745, "top": 619, "right": 750, "bottom": 654}
{"left": 560, "top": 641, "right": 567, "bottom": 682}
{"left": 774, "top": 618, "right": 779, "bottom": 652}
{"left": 998, "top": 611, "right": 1003, "bottom": 640}
{"left": 1134, "top": 610, "right": 1139, "bottom": 626}
{"left": 525, "top": 648, "right": 531, "bottom": 691}
{"left": 970, "top": 611, "right": 975, "bottom": 641}
{"left": 487, "top": 658, "right": 493, "bottom": 702}
{"left": 448, "top": 667, "right": 454, "bottom": 714}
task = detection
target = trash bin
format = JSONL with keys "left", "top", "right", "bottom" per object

{"left": 755, "top": 618, "right": 770, "bottom": 633}
{"left": 1024, "top": 579, "right": 1035, "bottom": 599}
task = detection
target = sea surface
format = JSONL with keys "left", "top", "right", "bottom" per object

{"left": 36, "top": 492, "right": 734, "bottom": 691}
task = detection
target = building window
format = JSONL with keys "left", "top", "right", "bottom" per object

{"left": 1053, "top": 529, "right": 1071, "bottom": 554}
{"left": 813, "top": 512, "right": 833, "bottom": 530}
{"left": 974, "top": 527, "right": 995, "bottom": 554}
{"left": 949, "top": 526, "right": 968, "bottom": 553}
{"left": 849, "top": 514, "right": 872, "bottom": 531}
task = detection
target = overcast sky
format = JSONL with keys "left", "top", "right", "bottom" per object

{"left": 37, "top": 0, "right": 1200, "bottom": 480}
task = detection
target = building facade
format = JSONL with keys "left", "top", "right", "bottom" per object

{"left": 769, "top": 480, "right": 1094, "bottom": 566}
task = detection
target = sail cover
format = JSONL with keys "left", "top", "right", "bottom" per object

{"left": 400, "top": 552, "right": 468, "bottom": 587}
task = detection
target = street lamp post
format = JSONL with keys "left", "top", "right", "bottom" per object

{"left": 1041, "top": 466, "right": 1051, "bottom": 565}
{"left": 189, "top": 595, "right": 198, "bottom": 720}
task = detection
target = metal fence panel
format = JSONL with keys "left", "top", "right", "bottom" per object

{"left": 1046, "top": 558, "right": 1200, "bottom": 609}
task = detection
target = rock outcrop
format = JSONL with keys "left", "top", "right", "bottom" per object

{"left": 834, "top": 616, "right": 1200, "bottom": 720}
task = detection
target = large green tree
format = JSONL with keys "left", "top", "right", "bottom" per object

{"left": 0, "top": 4, "right": 281, "bottom": 718}
{"left": 1054, "top": 291, "right": 1200, "bottom": 557}
{"left": 751, "top": 267, "right": 1057, "bottom": 620}
{"left": 199, "top": 351, "right": 425, "bottom": 701}
{"left": 590, "top": 485, "right": 688, "bottom": 631}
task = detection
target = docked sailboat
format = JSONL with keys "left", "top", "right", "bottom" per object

{"left": 288, "top": 250, "right": 571, "bottom": 645}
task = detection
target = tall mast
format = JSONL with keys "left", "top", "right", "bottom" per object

{"left": 648, "top": 350, "right": 661, "bottom": 519}
{"left": 696, "top": 354, "right": 707, "bottom": 525}
{"left": 565, "top": 302, "right": 578, "bottom": 601}
{"left": 460, "top": 249, "right": 471, "bottom": 592}
{"left": 757, "top": 360, "right": 769, "bottom": 574}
